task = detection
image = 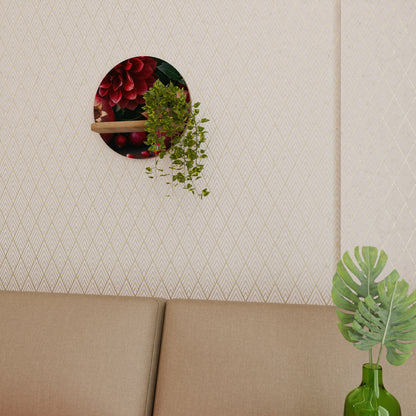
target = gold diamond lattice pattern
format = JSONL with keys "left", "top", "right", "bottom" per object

{"left": 341, "top": 0, "right": 416, "bottom": 285}
{"left": 0, "top": 0, "right": 339, "bottom": 304}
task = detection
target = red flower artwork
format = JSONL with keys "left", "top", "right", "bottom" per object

{"left": 97, "top": 57, "right": 156, "bottom": 110}
{"left": 93, "top": 56, "right": 189, "bottom": 159}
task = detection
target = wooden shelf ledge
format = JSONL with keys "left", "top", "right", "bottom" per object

{"left": 91, "top": 120, "right": 146, "bottom": 134}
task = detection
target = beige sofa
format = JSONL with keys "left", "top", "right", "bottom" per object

{"left": 1, "top": 291, "right": 415, "bottom": 415}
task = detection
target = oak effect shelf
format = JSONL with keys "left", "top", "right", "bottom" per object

{"left": 91, "top": 120, "right": 146, "bottom": 134}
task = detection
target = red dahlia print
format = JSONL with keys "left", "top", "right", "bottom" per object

{"left": 97, "top": 57, "right": 157, "bottom": 110}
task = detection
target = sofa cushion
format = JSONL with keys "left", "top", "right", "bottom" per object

{"left": 0, "top": 291, "right": 165, "bottom": 416}
{"left": 153, "top": 299, "right": 416, "bottom": 416}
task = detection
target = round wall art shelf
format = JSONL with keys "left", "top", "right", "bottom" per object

{"left": 92, "top": 56, "right": 190, "bottom": 159}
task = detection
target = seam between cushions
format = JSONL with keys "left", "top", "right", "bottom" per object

{"left": 144, "top": 300, "right": 165, "bottom": 416}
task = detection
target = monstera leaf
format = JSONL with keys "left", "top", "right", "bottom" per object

{"left": 350, "top": 272, "right": 416, "bottom": 366}
{"left": 332, "top": 246, "right": 388, "bottom": 342}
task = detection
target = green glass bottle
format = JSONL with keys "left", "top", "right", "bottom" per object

{"left": 344, "top": 364, "right": 401, "bottom": 416}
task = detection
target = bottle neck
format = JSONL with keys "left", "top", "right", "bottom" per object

{"left": 362, "top": 363, "right": 384, "bottom": 387}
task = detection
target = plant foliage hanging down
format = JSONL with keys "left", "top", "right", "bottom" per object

{"left": 332, "top": 246, "right": 416, "bottom": 366}
{"left": 143, "top": 80, "right": 209, "bottom": 199}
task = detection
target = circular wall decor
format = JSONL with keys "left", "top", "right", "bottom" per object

{"left": 93, "top": 56, "right": 190, "bottom": 159}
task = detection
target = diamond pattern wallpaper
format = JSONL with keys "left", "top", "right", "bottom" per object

{"left": 341, "top": 0, "right": 416, "bottom": 286}
{"left": 0, "top": 1, "right": 340, "bottom": 303}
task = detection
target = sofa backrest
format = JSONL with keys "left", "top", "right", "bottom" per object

{"left": 0, "top": 291, "right": 165, "bottom": 416}
{"left": 153, "top": 299, "right": 416, "bottom": 416}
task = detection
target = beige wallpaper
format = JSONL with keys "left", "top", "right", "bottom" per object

{"left": 341, "top": 0, "right": 416, "bottom": 286}
{"left": 0, "top": 0, "right": 340, "bottom": 303}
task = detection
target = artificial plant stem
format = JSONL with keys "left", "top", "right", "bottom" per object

{"left": 366, "top": 249, "right": 373, "bottom": 368}
{"left": 376, "top": 344, "right": 383, "bottom": 368}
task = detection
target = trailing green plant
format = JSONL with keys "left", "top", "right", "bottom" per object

{"left": 143, "top": 79, "right": 209, "bottom": 199}
{"left": 332, "top": 246, "right": 416, "bottom": 367}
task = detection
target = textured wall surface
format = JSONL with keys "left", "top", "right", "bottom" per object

{"left": 0, "top": 0, "right": 340, "bottom": 303}
{"left": 341, "top": 0, "right": 416, "bottom": 285}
